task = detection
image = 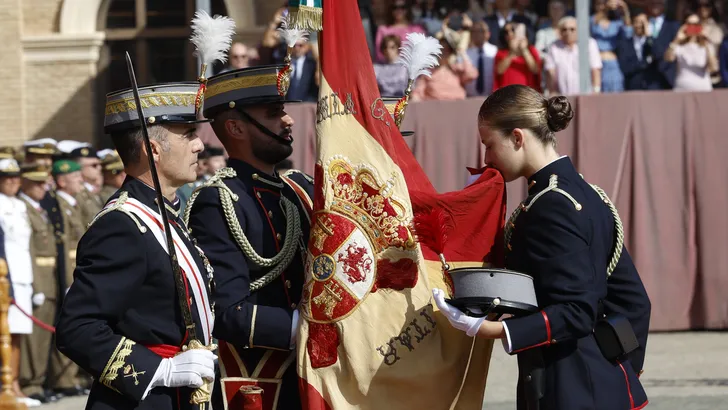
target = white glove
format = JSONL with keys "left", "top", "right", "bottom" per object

{"left": 32, "top": 293, "right": 45, "bottom": 307}
{"left": 432, "top": 288, "right": 485, "bottom": 337}
{"left": 150, "top": 349, "right": 216, "bottom": 389}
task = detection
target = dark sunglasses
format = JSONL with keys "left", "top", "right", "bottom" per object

{"left": 561, "top": 27, "right": 576, "bottom": 32}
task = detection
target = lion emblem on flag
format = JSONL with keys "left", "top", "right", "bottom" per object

{"left": 301, "top": 157, "right": 420, "bottom": 368}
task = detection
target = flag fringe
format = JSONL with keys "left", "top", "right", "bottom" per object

{"left": 288, "top": 5, "right": 323, "bottom": 32}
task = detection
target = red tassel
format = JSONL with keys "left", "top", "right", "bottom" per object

{"left": 412, "top": 207, "right": 454, "bottom": 255}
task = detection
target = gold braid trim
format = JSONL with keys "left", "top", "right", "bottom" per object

{"left": 588, "top": 183, "right": 624, "bottom": 277}
{"left": 88, "top": 191, "right": 147, "bottom": 233}
{"left": 183, "top": 168, "right": 303, "bottom": 292}
{"left": 504, "top": 174, "right": 624, "bottom": 278}
{"left": 100, "top": 337, "right": 136, "bottom": 393}
{"left": 504, "top": 174, "right": 582, "bottom": 253}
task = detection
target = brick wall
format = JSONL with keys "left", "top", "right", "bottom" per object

{"left": 24, "top": 61, "right": 96, "bottom": 143}
{"left": 0, "top": 0, "right": 26, "bottom": 146}
{"left": 22, "top": 0, "right": 62, "bottom": 35}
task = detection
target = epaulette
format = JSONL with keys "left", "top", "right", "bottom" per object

{"left": 182, "top": 167, "right": 239, "bottom": 226}
{"left": 87, "top": 191, "right": 147, "bottom": 233}
{"left": 282, "top": 168, "right": 314, "bottom": 184}
{"left": 504, "top": 174, "right": 581, "bottom": 252}
{"left": 280, "top": 169, "right": 313, "bottom": 217}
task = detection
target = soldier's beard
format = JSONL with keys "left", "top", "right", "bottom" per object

{"left": 251, "top": 128, "right": 294, "bottom": 166}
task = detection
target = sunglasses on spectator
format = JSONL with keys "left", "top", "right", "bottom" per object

{"left": 561, "top": 27, "right": 577, "bottom": 32}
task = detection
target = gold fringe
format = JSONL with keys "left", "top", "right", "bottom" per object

{"left": 288, "top": 5, "right": 323, "bottom": 32}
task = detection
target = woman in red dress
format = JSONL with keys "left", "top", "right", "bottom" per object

{"left": 493, "top": 22, "right": 542, "bottom": 92}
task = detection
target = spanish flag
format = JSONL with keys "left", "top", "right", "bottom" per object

{"left": 296, "top": 1, "right": 507, "bottom": 408}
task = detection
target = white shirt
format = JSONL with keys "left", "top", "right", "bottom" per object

{"left": 0, "top": 193, "right": 33, "bottom": 285}
{"left": 496, "top": 10, "right": 515, "bottom": 28}
{"left": 57, "top": 190, "right": 77, "bottom": 207}
{"left": 502, "top": 155, "right": 567, "bottom": 353}
{"left": 293, "top": 56, "right": 306, "bottom": 82}
{"left": 465, "top": 43, "right": 498, "bottom": 96}
{"left": 633, "top": 35, "right": 647, "bottom": 61}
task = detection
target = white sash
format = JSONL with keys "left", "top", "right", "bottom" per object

{"left": 104, "top": 197, "right": 214, "bottom": 344}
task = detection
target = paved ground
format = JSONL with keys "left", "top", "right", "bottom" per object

{"left": 39, "top": 332, "right": 728, "bottom": 409}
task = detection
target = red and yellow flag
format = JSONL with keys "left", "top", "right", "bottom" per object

{"left": 296, "top": 1, "right": 507, "bottom": 408}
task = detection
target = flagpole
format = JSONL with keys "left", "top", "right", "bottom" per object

{"left": 576, "top": 0, "right": 592, "bottom": 94}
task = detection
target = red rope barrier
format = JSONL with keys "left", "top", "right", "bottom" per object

{"left": 10, "top": 300, "right": 56, "bottom": 333}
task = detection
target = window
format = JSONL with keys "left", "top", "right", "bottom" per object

{"left": 101, "top": 0, "right": 228, "bottom": 89}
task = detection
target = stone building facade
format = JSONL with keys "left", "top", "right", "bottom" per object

{"left": 0, "top": 0, "right": 291, "bottom": 148}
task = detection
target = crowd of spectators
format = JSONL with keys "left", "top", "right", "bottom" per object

{"left": 220, "top": 0, "right": 728, "bottom": 100}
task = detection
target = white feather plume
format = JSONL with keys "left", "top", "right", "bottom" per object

{"left": 398, "top": 33, "right": 443, "bottom": 81}
{"left": 190, "top": 10, "right": 236, "bottom": 66}
{"left": 277, "top": 14, "right": 310, "bottom": 49}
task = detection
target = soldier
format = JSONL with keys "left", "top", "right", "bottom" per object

{"left": 55, "top": 82, "right": 217, "bottom": 410}
{"left": 0, "top": 158, "right": 42, "bottom": 408}
{"left": 185, "top": 64, "right": 313, "bottom": 410}
{"left": 17, "top": 162, "right": 59, "bottom": 405}
{"left": 98, "top": 150, "right": 126, "bottom": 202}
{"left": 434, "top": 85, "right": 651, "bottom": 410}
{"left": 48, "top": 159, "right": 87, "bottom": 396}
{"left": 56, "top": 141, "right": 104, "bottom": 227}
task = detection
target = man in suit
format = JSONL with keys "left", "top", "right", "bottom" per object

{"left": 643, "top": 0, "right": 680, "bottom": 89}
{"left": 286, "top": 40, "right": 319, "bottom": 102}
{"left": 55, "top": 82, "right": 217, "bottom": 410}
{"left": 617, "top": 13, "right": 656, "bottom": 90}
{"left": 466, "top": 21, "right": 499, "bottom": 96}
{"left": 485, "top": 0, "right": 535, "bottom": 46}
{"left": 185, "top": 64, "right": 313, "bottom": 410}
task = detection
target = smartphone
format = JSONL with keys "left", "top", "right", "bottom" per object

{"left": 685, "top": 24, "right": 702, "bottom": 36}
{"left": 514, "top": 23, "right": 527, "bottom": 40}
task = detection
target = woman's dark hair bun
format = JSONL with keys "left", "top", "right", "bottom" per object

{"left": 545, "top": 96, "right": 574, "bottom": 133}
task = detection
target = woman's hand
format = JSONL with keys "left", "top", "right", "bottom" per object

{"left": 509, "top": 39, "right": 523, "bottom": 55}
{"left": 432, "top": 289, "right": 486, "bottom": 337}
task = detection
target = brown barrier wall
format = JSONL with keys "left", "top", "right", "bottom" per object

{"left": 267, "top": 90, "right": 728, "bottom": 332}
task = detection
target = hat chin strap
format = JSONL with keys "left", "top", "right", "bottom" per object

{"left": 237, "top": 109, "right": 293, "bottom": 144}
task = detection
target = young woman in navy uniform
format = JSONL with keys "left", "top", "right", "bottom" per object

{"left": 434, "top": 84, "right": 651, "bottom": 410}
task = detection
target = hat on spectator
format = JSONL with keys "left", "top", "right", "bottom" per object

{"left": 21, "top": 162, "right": 51, "bottom": 182}
{"left": 23, "top": 138, "right": 58, "bottom": 156}
{"left": 98, "top": 149, "right": 124, "bottom": 174}
{"left": 57, "top": 140, "right": 98, "bottom": 159}
{"left": 52, "top": 159, "right": 82, "bottom": 176}
{"left": 0, "top": 147, "right": 15, "bottom": 160}
{"left": 0, "top": 159, "right": 21, "bottom": 177}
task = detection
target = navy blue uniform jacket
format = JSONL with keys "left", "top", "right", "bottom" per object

{"left": 187, "top": 159, "right": 313, "bottom": 410}
{"left": 56, "top": 177, "right": 212, "bottom": 410}
{"left": 504, "top": 157, "right": 651, "bottom": 410}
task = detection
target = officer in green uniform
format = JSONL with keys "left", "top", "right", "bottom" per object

{"left": 17, "top": 163, "right": 59, "bottom": 404}
{"left": 56, "top": 141, "right": 103, "bottom": 228}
